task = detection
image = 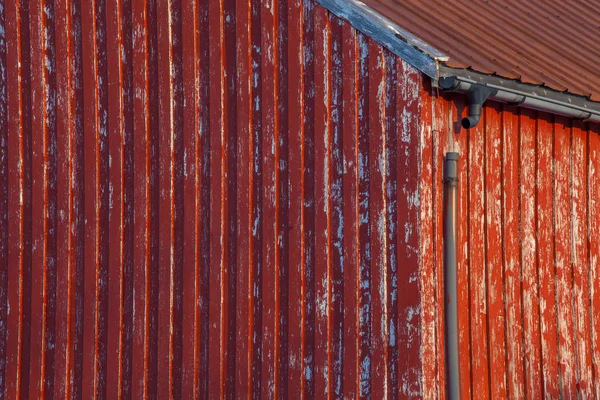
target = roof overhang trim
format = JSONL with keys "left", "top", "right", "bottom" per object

{"left": 318, "top": 0, "right": 448, "bottom": 79}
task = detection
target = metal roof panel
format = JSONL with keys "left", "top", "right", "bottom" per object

{"left": 357, "top": 0, "right": 600, "bottom": 101}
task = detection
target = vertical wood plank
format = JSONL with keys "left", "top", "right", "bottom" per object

{"left": 261, "top": 0, "right": 276, "bottom": 395}
{"left": 131, "top": 0, "right": 150, "bottom": 395}
{"left": 356, "top": 31, "right": 372, "bottom": 400}
{"left": 5, "top": 0, "right": 33, "bottom": 397}
{"left": 520, "top": 109, "right": 542, "bottom": 399}
{"left": 222, "top": 0, "right": 238, "bottom": 396}
{"left": 554, "top": 116, "right": 577, "bottom": 397}
{"left": 106, "top": 0, "right": 135, "bottom": 395}
{"left": 328, "top": 13, "right": 344, "bottom": 400}
{"left": 536, "top": 113, "right": 559, "bottom": 398}
{"left": 432, "top": 90, "right": 448, "bottom": 400}
{"left": 287, "top": 0, "right": 303, "bottom": 394}
{"left": 501, "top": 105, "right": 525, "bottom": 399}
{"left": 248, "top": 0, "right": 263, "bottom": 395}
{"left": 383, "top": 50, "right": 398, "bottom": 399}
{"left": 484, "top": 104, "right": 508, "bottom": 398}
{"left": 419, "top": 78, "right": 435, "bottom": 400}
{"left": 131, "top": 0, "right": 160, "bottom": 397}
{"left": 0, "top": 0, "right": 8, "bottom": 395}
{"left": 287, "top": 0, "right": 316, "bottom": 398}
{"left": 81, "top": 0, "right": 110, "bottom": 395}
{"left": 303, "top": 2, "right": 316, "bottom": 397}
{"left": 197, "top": 0, "right": 211, "bottom": 395}
{"left": 234, "top": 0, "right": 250, "bottom": 395}
{"left": 261, "top": 0, "right": 284, "bottom": 396}
{"left": 368, "top": 38, "right": 386, "bottom": 400}
{"left": 469, "top": 102, "right": 489, "bottom": 400}
{"left": 29, "top": 0, "right": 58, "bottom": 395}
{"left": 278, "top": 0, "right": 291, "bottom": 395}
{"left": 156, "top": 0, "right": 186, "bottom": 396}
{"left": 28, "top": 0, "right": 44, "bottom": 392}
{"left": 341, "top": 22, "right": 358, "bottom": 400}
{"left": 181, "top": 0, "right": 202, "bottom": 396}
{"left": 54, "top": 0, "right": 71, "bottom": 395}
{"left": 106, "top": 0, "right": 123, "bottom": 393}
{"left": 54, "top": 0, "right": 85, "bottom": 396}
{"left": 588, "top": 123, "right": 600, "bottom": 399}
{"left": 571, "top": 121, "right": 594, "bottom": 397}
{"left": 156, "top": 0, "right": 171, "bottom": 395}
{"left": 397, "top": 58, "right": 422, "bottom": 398}
{"left": 313, "top": 6, "right": 331, "bottom": 398}
{"left": 207, "top": 0, "right": 224, "bottom": 394}
{"left": 301, "top": 2, "right": 316, "bottom": 398}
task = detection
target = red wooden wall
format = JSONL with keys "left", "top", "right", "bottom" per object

{"left": 0, "top": 0, "right": 430, "bottom": 398}
{"left": 430, "top": 94, "right": 600, "bottom": 399}
{"left": 2, "top": 0, "right": 600, "bottom": 398}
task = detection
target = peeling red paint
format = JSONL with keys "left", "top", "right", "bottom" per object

{"left": 2, "top": 0, "right": 600, "bottom": 398}
{"left": 432, "top": 101, "right": 600, "bottom": 400}
{"left": 0, "top": 0, "right": 426, "bottom": 397}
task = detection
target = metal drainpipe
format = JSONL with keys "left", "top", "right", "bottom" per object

{"left": 444, "top": 152, "right": 460, "bottom": 400}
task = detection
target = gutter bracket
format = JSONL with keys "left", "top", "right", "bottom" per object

{"left": 462, "top": 85, "right": 497, "bottom": 129}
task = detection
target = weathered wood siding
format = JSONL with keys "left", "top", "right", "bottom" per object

{"left": 0, "top": 0, "right": 429, "bottom": 398}
{"left": 2, "top": 0, "right": 600, "bottom": 397}
{"left": 426, "top": 93, "right": 600, "bottom": 399}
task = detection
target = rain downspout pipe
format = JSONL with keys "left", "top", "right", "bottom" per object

{"left": 444, "top": 152, "right": 460, "bottom": 400}
{"left": 460, "top": 85, "right": 496, "bottom": 129}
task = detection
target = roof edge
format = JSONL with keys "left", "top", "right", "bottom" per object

{"left": 318, "top": 0, "right": 600, "bottom": 123}
{"left": 439, "top": 66, "right": 600, "bottom": 123}
{"left": 318, "top": 0, "right": 447, "bottom": 79}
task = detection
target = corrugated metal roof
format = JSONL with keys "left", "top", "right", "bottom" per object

{"left": 360, "top": 0, "right": 600, "bottom": 101}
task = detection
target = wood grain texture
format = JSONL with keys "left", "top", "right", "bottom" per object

{"left": 536, "top": 113, "right": 559, "bottom": 398}
{"left": 1, "top": 1, "right": 599, "bottom": 398}
{"left": 426, "top": 99, "right": 600, "bottom": 400}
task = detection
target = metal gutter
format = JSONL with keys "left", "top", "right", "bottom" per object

{"left": 318, "top": 0, "right": 448, "bottom": 79}
{"left": 438, "top": 67, "right": 600, "bottom": 124}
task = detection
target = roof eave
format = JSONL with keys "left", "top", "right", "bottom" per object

{"left": 318, "top": 0, "right": 600, "bottom": 124}
{"left": 318, "top": 0, "right": 447, "bottom": 79}
{"left": 439, "top": 66, "right": 600, "bottom": 124}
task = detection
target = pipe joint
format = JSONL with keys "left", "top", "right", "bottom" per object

{"left": 462, "top": 85, "right": 497, "bottom": 129}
